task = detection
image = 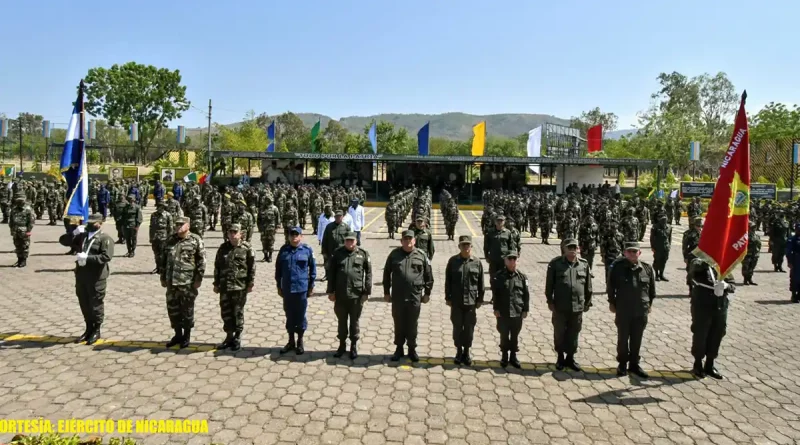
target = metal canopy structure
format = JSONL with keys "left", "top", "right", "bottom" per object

{"left": 213, "top": 150, "right": 664, "bottom": 168}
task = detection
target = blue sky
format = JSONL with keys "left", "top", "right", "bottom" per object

{"left": 1, "top": 0, "right": 797, "bottom": 130}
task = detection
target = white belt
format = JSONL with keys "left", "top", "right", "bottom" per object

{"left": 691, "top": 280, "right": 714, "bottom": 290}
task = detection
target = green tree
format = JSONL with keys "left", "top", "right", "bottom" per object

{"left": 368, "top": 121, "right": 413, "bottom": 155}
{"left": 570, "top": 107, "right": 619, "bottom": 134}
{"left": 83, "top": 62, "right": 190, "bottom": 164}
{"left": 274, "top": 112, "right": 308, "bottom": 152}
{"left": 321, "top": 120, "right": 349, "bottom": 153}
{"left": 9, "top": 112, "right": 44, "bottom": 136}
{"left": 216, "top": 117, "right": 269, "bottom": 170}
{"left": 750, "top": 102, "right": 800, "bottom": 140}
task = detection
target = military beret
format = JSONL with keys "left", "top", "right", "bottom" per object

{"left": 504, "top": 252, "right": 519, "bottom": 259}
{"left": 624, "top": 241, "right": 641, "bottom": 251}
{"left": 562, "top": 238, "right": 579, "bottom": 247}
{"left": 228, "top": 223, "right": 241, "bottom": 232}
{"left": 87, "top": 213, "right": 104, "bottom": 223}
{"left": 344, "top": 231, "right": 357, "bottom": 240}
{"left": 458, "top": 235, "right": 472, "bottom": 245}
{"left": 175, "top": 216, "right": 190, "bottom": 225}
{"left": 401, "top": 229, "right": 415, "bottom": 238}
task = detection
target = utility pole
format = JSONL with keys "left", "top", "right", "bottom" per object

{"left": 207, "top": 99, "right": 212, "bottom": 176}
{"left": 18, "top": 118, "right": 23, "bottom": 174}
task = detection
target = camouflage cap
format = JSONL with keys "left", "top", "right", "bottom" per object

{"left": 624, "top": 241, "right": 641, "bottom": 251}
{"left": 87, "top": 213, "right": 104, "bottom": 223}
{"left": 175, "top": 216, "right": 190, "bottom": 225}
{"left": 504, "top": 252, "right": 519, "bottom": 259}
{"left": 495, "top": 214, "right": 506, "bottom": 220}
{"left": 693, "top": 217, "right": 703, "bottom": 227}
{"left": 562, "top": 238, "right": 579, "bottom": 247}
{"left": 334, "top": 210, "right": 343, "bottom": 216}
{"left": 229, "top": 223, "right": 241, "bottom": 232}
{"left": 344, "top": 231, "right": 357, "bottom": 240}
{"left": 458, "top": 235, "right": 472, "bottom": 245}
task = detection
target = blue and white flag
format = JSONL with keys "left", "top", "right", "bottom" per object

{"left": 368, "top": 122, "right": 377, "bottom": 154}
{"left": 266, "top": 120, "right": 276, "bottom": 152}
{"left": 60, "top": 81, "right": 89, "bottom": 221}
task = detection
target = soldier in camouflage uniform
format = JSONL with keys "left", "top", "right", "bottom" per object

{"left": 220, "top": 193, "right": 234, "bottom": 234}
{"left": 385, "top": 200, "right": 398, "bottom": 239}
{"left": 45, "top": 183, "right": 57, "bottom": 225}
{"left": 121, "top": 194, "right": 143, "bottom": 257}
{"left": 636, "top": 201, "right": 650, "bottom": 242}
{"left": 673, "top": 197, "right": 683, "bottom": 225}
{"left": 742, "top": 221, "right": 760, "bottom": 286}
{"left": 140, "top": 181, "right": 150, "bottom": 208}
{"left": 187, "top": 195, "right": 208, "bottom": 239}
{"left": 664, "top": 198, "right": 674, "bottom": 225}
{"left": 412, "top": 216, "right": 435, "bottom": 260}
{"left": 205, "top": 186, "right": 221, "bottom": 231}
{"left": 649, "top": 214, "right": 672, "bottom": 281}
{"left": 310, "top": 192, "right": 323, "bottom": 235}
{"left": 599, "top": 220, "right": 624, "bottom": 278}
{"left": 687, "top": 197, "right": 702, "bottom": 221}
{"left": 161, "top": 216, "right": 206, "bottom": 349}
{"left": 165, "top": 192, "right": 183, "bottom": 221}
{"left": 34, "top": 181, "right": 46, "bottom": 219}
{"left": 149, "top": 201, "right": 173, "bottom": 274}
{"left": 283, "top": 201, "right": 299, "bottom": 245}
{"left": 8, "top": 194, "right": 35, "bottom": 267}
{"left": 527, "top": 197, "right": 539, "bottom": 238}
{"left": 682, "top": 217, "right": 703, "bottom": 292}
{"left": 213, "top": 223, "right": 256, "bottom": 351}
{"left": 258, "top": 194, "right": 281, "bottom": 262}
{"left": 0, "top": 178, "right": 10, "bottom": 223}
{"left": 620, "top": 207, "right": 640, "bottom": 243}
{"left": 88, "top": 179, "right": 98, "bottom": 214}
{"left": 298, "top": 189, "right": 309, "bottom": 230}
{"left": 539, "top": 199, "right": 554, "bottom": 244}
{"left": 578, "top": 210, "right": 599, "bottom": 270}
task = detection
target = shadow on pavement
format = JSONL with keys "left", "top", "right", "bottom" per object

{"left": 754, "top": 300, "right": 795, "bottom": 305}
{"left": 34, "top": 268, "right": 74, "bottom": 273}
{"left": 658, "top": 294, "right": 690, "bottom": 299}
{"left": 112, "top": 271, "right": 156, "bottom": 276}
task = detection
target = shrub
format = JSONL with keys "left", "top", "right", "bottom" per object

{"left": 682, "top": 173, "right": 693, "bottom": 181}
{"left": 756, "top": 176, "right": 768, "bottom": 184}
{"left": 666, "top": 170, "right": 677, "bottom": 186}
{"left": 701, "top": 173, "right": 711, "bottom": 181}
{"left": 777, "top": 177, "right": 786, "bottom": 189}
{"left": 618, "top": 171, "right": 626, "bottom": 184}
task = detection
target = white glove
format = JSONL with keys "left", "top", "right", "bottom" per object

{"left": 72, "top": 226, "right": 85, "bottom": 236}
{"left": 76, "top": 252, "right": 88, "bottom": 266}
{"left": 713, "top": 281, "right": 725, "bottom": 297}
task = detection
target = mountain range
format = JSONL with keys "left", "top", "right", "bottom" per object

{"left": 187, "top": 112, "right": 635, "bottom": 141}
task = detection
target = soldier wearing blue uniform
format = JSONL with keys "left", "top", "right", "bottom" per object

{"left": 154, "top": 180, "right": 165, "bottom": 204}
{"left": 97, "top": 184, "right": 110, "bottom": 221}
{"left": 276, "top": 226, "right": 317, "bottom": 355}
{"left": 785, "top": 223, "right": 800, "bottom": 303}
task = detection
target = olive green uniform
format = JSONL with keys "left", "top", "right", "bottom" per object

{"left": 327, "top": 245, "right": 372, "bottom": 342}
{"left": 545, "top": 256, "right": 592, "bottom": 356}
{"left": 444, "top": 253, "right": 484, "bottom": 350}
{"left": 607, "top": 257, "right": 657, "bottom": 367}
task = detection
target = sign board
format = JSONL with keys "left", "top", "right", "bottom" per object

{"left": 160, "top": 167, "right": 191, "bottom": 184}
{"left": 108, "top": 166, "right": 139, "bottom": 181}
{"left": 681, "top": 181, "right": 777, "bottom": 200}
{"left": 750, "top": 183, "right": 777, "bottom": 200}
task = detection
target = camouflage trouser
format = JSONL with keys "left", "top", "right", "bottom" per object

{"left": 0, "top": 203, "right": 8, "bottom": 221}
{"left": 580, "top": 249, "right": 595, "bottom": 270}
{"left": 674, "top": 213, "right": 681, "bottom": 225}
{"left": 741, "top": 255, "right": 758, "bottom": 280}
{"left": 311, "top": 216, "right": 319, "bottom": 234}
{"left": 246, "top": 226, "right": 253, "bottom": 243}
{"left": 142, "top": 195, "right": 148, "bottom": 207}
{"left": 151, "top": 238, "right": 167, "bottom": 270}
{"left": 34, "top": 202, "right": 45, "bottom": 219}
{"left": 298, "top": 211, "right": 306, "bottom": 228}
{"left": 220, "top": 290, "right": 248, "bottom": 334}
{"left": 445, "top": 219, "right": 456, "bottom": 238}
{"left": 540, "top": 223, "right": 552, "bottom": 241}
{"left": 261, "top": 228, "right": 276, "bottom": 255}
{"left": 13, "top": 231, "right": 30, "bottom": 259}
{"left": 387, "top": 221, "right": 396, "bottom": 238}
{"left": 76, "top": 276, "right": 106, "bottom": 326}
{"left": 47, "top": 205, "right": 57, "bottom": 223}
{"left": 166, "top": 285, "right": 199, "bottom": 329}
{"left": 190, "top": 224, "right": 205, "bottom": 239}
{"left": 638, "top": 224, "right": 647, "bottom": 241}
{"left": 208, "top": 208, "right": 219, "bottom": 229}
{"left": 653, "top": 250, "right": 669, "bottom": 274}
{"left": 772, "top": 244, "right": 785, "bottom": 266}
{"left": 529, "top": 219, "right": 538, "bottom": 237}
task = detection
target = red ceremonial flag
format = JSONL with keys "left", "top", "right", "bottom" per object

{"left": 694, "top": 90, "right": 750, "bottom": 278}
{"left": 587, "top": 125, "right": 603, "bottom": 152}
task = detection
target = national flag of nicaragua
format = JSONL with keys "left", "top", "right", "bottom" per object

{"left": 60, "top": 81, "right": 89, "bottom": 221}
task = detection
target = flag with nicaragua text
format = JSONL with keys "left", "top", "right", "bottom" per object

{"left": 693, "top": 91, "right": 750, "bottom": 278}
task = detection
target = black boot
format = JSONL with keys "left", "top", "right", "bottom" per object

{"left": 349, "top": 341, "right": 358, "bottom": 360}
{"left": 704, "top": 359, "right": 723, "bottom": 380}
{"left": 151, "top": 267, "right": 159, "bottom": 274}
{"left": 660, "top": 271, "right": 669, "bottom": 282}
{"left": 334, "top": 340, "right": 347, "bottom": 358}
{"left": 11, "top": 259, "right": 19, "bottom": 267}
{"left": 628, "top": 362, "right": 649, "bottom": 379}
{"left": 742, "top": 278, "right": 750, "bottom": 286}
{"left": 230, "top": 330, "right": 242, "bottom": 351}
{"left": 408, "top": 347, "right": 419, "bottom": 362}
{"left": 616, "top": 362, "right": 628, "bottom": 376}
{"left": 555, "top": 352, "right": 566, "bottom": 370}
{"left": 454, "top": 347, "right": 463, "bottom": 365}
{"left": 280, "top": 333, "right": 296, "bottom": 354}
{"left": 655, "top": 271, "right": 662, "bottom": 281}
{"left": 692, "top": 359, "right": 705, "bottom": 378}
{"left": 565, "top": 354, "right": 582, "bottom": 372}
{"left": 86, "top": 324, "right": 101, "bottom": 345}
{"left": 17, "top": 258, "right": 26, "bottom": 268}
{"left": 295, "top": 331, "right": 305, "bottom": 355}
{"left": 509, "top": 352, "right": 521, "bottom": 368}
{"left": 749, "top": 279, "right": 758, "bottom": 286}
{"left": 167, "top": 328, "right": 183, "bottom": 347}
{"left": 390, "top": 345, "right": 404, "bottom": 361}
{"left": 76, "top": 322, "right": 91, "bottom": 343}
{"left": 461, "top": 347, "right": 472, "bottom": 366}
{"left": 500, "top": 351, "right": 509, "bottom": 367}
{"left": 180, "top": 328, "right": 191, "bottom": 348}
{"left": 217, "top": 332, "right": 234, "bottom": 350}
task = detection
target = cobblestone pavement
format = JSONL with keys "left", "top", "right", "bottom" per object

{"left": 1, "top": 207, "right": 800, "bottom": 445}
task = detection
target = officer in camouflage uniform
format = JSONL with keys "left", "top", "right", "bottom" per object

{"left": 187, "top": 195, "right": 208, "bottom": 239}
{"left": 636, "top": 201, "right": 650, "bottom": 242}
{"left": 298, "top": 190, "right": 309, "bottom": 229}
{"left": 620, "top": 207, "right": 640, "bottom": 243}
{"left": 34, "top": 181, "right": 46, "bottom": 219}
{"left": 283, "top": 201, "right": 299, "bottom": 245}
{"left": 140, "top": 181, "right": 150, "bottom": 208}
{"left": 327, "top": 231, "right": 372, "bottom": 359}
{"left": 0, "top": 179, "right": 10, "bottom": 223}
{"left": 9, "top": 194, "right": 35, "bottom": 267}
{"left": 220, "top": 193, "right": 233, "bottom": 234}
{"left": 527, "top": 197, "right": 539, "bottom": 238}
{"left": 161, "top": 216, "right": 206, "bottom": 349}
{"left": 258, "top": 194, "right": 281, "bottom": 262}
{"left": 310, "top": 192, "right": 323, "bottom": 235}
{"left": 687, "top": 197, "right": 702, "bottom": 221}
{"left": 385, "top": 200, "right": 398, "bottom": 239}
{"left": 165, "top": 192, "right": 183, "bottom": 221}
{"left": 578, "top": 211, "right": 599, "bottom": 270}
{"left": 213, "top": 223, "right": 256, "bottom": 351}
{"left": 121, "top": 194, "right": 142, "bottom": 257}
{"left": 72, "top": 213, "right": 114, "bottom": 345}
{"left": 444, "top": 198, "right": 458, "bottom": 241}
{"left": 45, "top": 183, "right": 58, "bottom": 225}
{"left": 649, "top": 214, "right": 672, "bottom": 281}
{"left": 412, "top": 216, "right": 435, "bottom": 260}
{"left": 599, "top": 219, "right": 625, "bottom": 278}
{"left": 205, "top": 186, "right": 221, "bottom": 231}
{"left": 682, "top": 217, "right": 703, "bottom": 292}
{"left": 149, "top": 201, "right": 173, "bottom": 274}
{"left": 539, "top": 199, "right": 554, "bottom": 244}
{"left": 742, "top": 221, "right": 760, "bottom": 286}
{"left": 664, "top": 198, "right": 674, "bottom": 224}
{"left": 238, "top": 202, "right": 255, "bottom": 243}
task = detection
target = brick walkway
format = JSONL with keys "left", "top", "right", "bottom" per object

{"left": 1, "top": 207, "right": 799, "bottom": 445}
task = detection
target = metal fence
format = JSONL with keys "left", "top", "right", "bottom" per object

{"left": 751, "top": 137, "right": 797, "bottom": 185}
